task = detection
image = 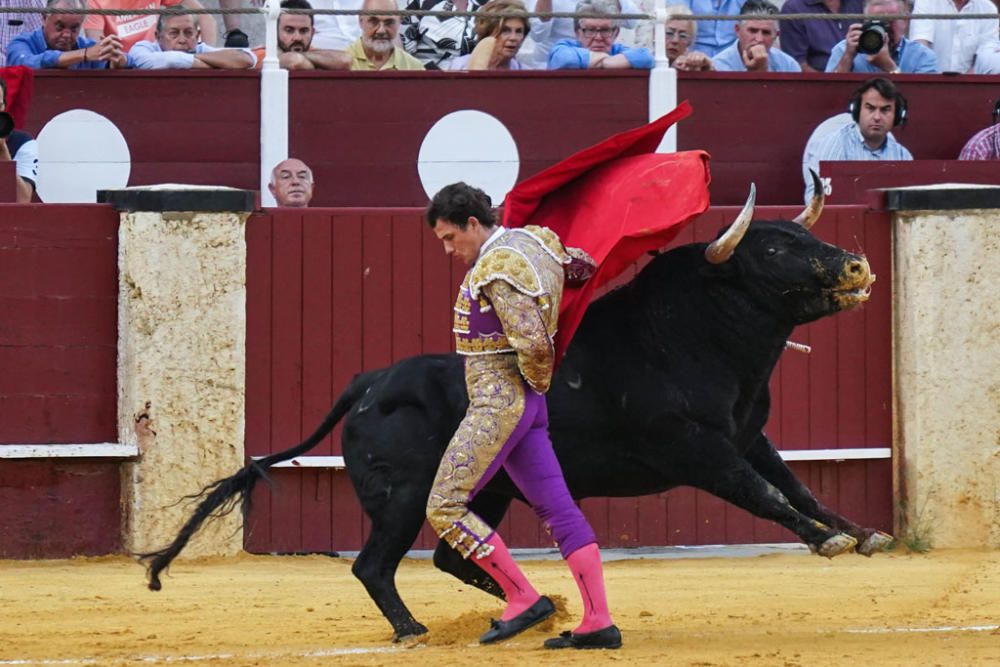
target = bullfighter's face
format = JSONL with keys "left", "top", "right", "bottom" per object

{"left": 433, "top": 218, "right": 491, "bottom": 265}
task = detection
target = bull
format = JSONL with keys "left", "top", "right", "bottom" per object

{"left": 142, "top": 178, "right": 891, "bottom": 641}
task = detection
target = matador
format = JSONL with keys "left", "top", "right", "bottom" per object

{"left": 425, "top": 182, "right": 622, "bottom": 650}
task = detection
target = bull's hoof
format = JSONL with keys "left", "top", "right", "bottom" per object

{"left": 392, "top": 623, "right": 429, "bottom": 642}
{"left": 856, "top": 531, "right": 894, "bottom": 556}
{"left": 816, "top": 533, "right": 858, "bottom": 558}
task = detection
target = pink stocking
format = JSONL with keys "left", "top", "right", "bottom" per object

{"left": 474, "top": 533, "right": 540, "bottom": 620}
{"left": 566, "top": 542, "right": 613, "bottom": 633}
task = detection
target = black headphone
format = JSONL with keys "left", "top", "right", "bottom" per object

{"left": 993, "top": 98, "right": 1000, "bottom": 125}
{"left": 848, "top": 78, "right": 908, "bottom": 128}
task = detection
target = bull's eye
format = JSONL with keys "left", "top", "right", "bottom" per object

{"left": 766, "top": 247, "right": 778, "bottom": 256}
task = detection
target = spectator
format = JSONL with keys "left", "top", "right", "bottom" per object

{"left": 401, "top": 0, "right": 488, "bottom": 69}
{"left": 779, "top": 0, "right": 862, "bottom": 72}
{"left": 251, "top": 0, "right": 351, "bottom": 70}
{"left": 826, "top": 0, "right": 938, "bottom": 74}
{"left": 7, "top": 0, "right": 129, "bottom": 69}
{"left": 909, "top": 0, "right": 999, "bottom": 74}
{"left": 547, "top": 0, "right": 653, "bottom": 69}
{"left": 683, "top": 0, "right": 746, "bottom": 57}
{"left": 1, "top": 0, "right": 45, "bottom": 67}
{"left": 803, "top": 77, "right": 911, "bottom": 202}
{"left": 347, "top": 0, "right": 425, "bottom": 70}
{"left": 449, "top": 0, "right": 530, "bottom": 70}
{"left": 526, "top": 0, "right": 642, "bottom": 69}
{"left": 664, "top": 5, "right": 713, "bottom": 71}
{"left": 0, "top": 76, "right": 37, "bottom": 203}
{"left": 711, "top": 0, "right": 800, "bottom": 72}
{"left": 84, "top": 0, "right": 218, "bottom": 53}
{"left": 310, "top": 0, "right": 363, "bottom": 51}
{"left": 958, "top": 101, "right": 1000, "bottom": 159}
{"left": 269, "top": 158, "right": 314, "bottom": 207}
{"left": 130, "top": 11, "right": 256, "bottom": 69}
{"left": 973, "top": 38, "right": 1000, "bottom": 74}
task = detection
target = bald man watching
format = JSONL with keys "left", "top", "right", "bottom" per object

{"left": 269, "top": 158, "right": 314, "bottom": 207}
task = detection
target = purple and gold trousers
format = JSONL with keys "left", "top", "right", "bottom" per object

{"left": 426, "top": 354, "right": 596, "bottom": 560}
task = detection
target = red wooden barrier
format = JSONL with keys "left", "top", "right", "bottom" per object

{"left": 0, "top": 203, "right": 120, "bottom": 558}
{"left": 244, "top": 205, "right": 892, "bottom": 553}
{"left": 23, "top": 71, "right": 1000, "bottom": 208}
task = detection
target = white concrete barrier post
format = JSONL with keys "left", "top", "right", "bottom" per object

{"left": 260, "top": 0, "right": 289, "bottom": 207}
{"left": 890, "top": 184, "right": 1000, "bottom": 549}
{"left": 648, "top": 0, "right": 677, "bottom": 153}
{"left": 102, "top": 185, "right": 255, "bottom": 557}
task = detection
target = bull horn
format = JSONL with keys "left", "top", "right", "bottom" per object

{"left": 705, "top": 183, "right": 756, "bottom": 264}
{"left": 793, "top": 169, "right": 825, "bottom": 229}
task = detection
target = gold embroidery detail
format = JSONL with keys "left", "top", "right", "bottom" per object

{"left": 469, "top": 247, "right": 542, "bottom": 298}
{"left": 426, "top": 355, "right": 525, "bottom": 559}
{"left": 455, "top": 335, "right": 513, "bottom": 355}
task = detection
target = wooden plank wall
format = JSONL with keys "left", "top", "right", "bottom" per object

{"left": 244, "top": 205, "right": 892, "bottom": 553}
{"left": 0, "top": 203, "right": 121, "bottom": 558}
{"left": 24, "top": 71, "right": 999, "bottom": 209}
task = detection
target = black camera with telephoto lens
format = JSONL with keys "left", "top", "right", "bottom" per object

{"left": 858, "top": 19, "right": 890, "bottom": 55}
{"left": 0, "top": 111, "right": 15, "bottom": 139}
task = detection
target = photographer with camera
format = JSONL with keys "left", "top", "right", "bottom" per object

{"left": 0, "top": 77, "right": 37, "bottom": 203}
{"left": 826, "top": 0, "right": 938, "bottom": 73}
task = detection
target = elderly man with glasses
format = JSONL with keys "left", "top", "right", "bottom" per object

{"left": 547, "top": 0, "right": 652, "bottom": 69}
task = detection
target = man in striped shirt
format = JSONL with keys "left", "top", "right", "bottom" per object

{"left": 958, "top": 102, "right": 1000, "bottom": 160}
{"left": 803, "top": 77, "right": 912, "bottom": 202}
{"left": 0, "top": 0, "right": 44, "bottom": 67}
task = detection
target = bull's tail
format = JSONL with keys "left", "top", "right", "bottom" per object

{"left": 138, "top": 378, "right": 365, "bottom": 591}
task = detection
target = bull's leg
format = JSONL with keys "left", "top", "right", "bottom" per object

{"left": 685, "top": 450, "right": 857, "bottom": 557}
{"left": 432, "top": 492, "right": 513, "bottom": 599}
{"left": 352, "top": 482, "right": 431, "bottom": 641}
{"left": 746, "top": 433, "right": 892, "bottom": 556}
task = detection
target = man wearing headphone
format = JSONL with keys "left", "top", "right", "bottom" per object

{"left": 803, "top": 77, "right": 912, "bottom": 202}
{"left": 958, "top": 99, "right": 1000, "bottom": 160}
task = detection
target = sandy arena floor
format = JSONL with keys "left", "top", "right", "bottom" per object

{"left": 1, "top": 548, "right": 998, "bottom": 666}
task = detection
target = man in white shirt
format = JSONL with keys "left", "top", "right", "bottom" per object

{"left": 909, "top": 0, "right": 998, "bottom": 73}
{"left": 309, "top": 0, "right": 364, "bottom": 50}
{"left": 130, "top": 11, "right": 256, "bottom": 69}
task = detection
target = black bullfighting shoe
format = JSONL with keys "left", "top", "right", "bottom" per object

{"left": 543, "top": 624, "right": 623, "bottom": 649}
{"left": 479, "top": 596, "right": 556, "bottom": 644}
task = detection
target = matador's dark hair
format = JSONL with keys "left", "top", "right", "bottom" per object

{"left": 425, "top": 182, "right": 497, "bottom": 229}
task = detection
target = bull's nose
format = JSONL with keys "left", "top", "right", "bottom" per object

{"left": 847, "top": 260, "right": 866, "bottom": 275}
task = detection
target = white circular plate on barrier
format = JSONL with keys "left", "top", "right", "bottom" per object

{"left": 417, "top": 110, "right": 520, "bottom": 205}
{"left": 36, "top": 109, "right": 131, "bottom": 203}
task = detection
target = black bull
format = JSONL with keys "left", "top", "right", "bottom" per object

{"left": 142, "top": 187, "right": 891, "bottom": 640}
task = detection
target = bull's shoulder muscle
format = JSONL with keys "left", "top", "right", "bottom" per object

{"left": 469, "top": 246, "right": 543, "bottom": 299}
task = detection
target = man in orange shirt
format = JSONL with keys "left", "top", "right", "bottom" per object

{"left": 84, "top": 0, "right": 218, "bottom": 52}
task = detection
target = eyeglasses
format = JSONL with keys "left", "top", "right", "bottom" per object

{"left": 664, "top": 28, "right": 691, "bottom": 41}
{"left": 579, "top": 26, "right": 617, "bottom": 37}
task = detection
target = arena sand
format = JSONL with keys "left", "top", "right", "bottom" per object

{"left": 1, "top": 548, "right": 998, "bottom": 666}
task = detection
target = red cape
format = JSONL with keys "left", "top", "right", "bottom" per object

{"left": 503, "top": 101, "right": 712, "bottom": 363}
{"left": 0, "top": 66, "right": 34, "bottom": 129}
